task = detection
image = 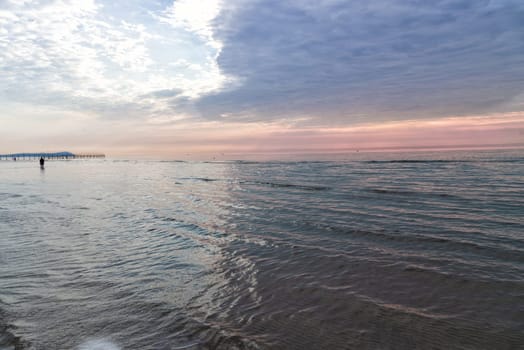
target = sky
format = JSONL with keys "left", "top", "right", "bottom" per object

{"left": 0, "top": 0, "right": 523, "bottom": 157}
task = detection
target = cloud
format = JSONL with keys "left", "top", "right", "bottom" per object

{"left": 2, "top": 0, "right": 522, "bottom": 127}
{"left": 196, "top": 0, "right": 524, "bottom": 125}
{"left": 157, "top": 0, "right": 223, "bottom": 48}
{"left": 1, "top": 1, "right": 523, "bottom": 155}
{"left": 0, "top": 0, "right": 231, "bottom": 121}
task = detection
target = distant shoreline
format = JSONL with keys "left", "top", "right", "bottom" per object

{"left": 0, "top": 152, "right": 105, "bottom": 160}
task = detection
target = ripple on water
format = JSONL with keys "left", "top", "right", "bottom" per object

{"left": 0, "top": 151, "right": 523, "bottom": 349}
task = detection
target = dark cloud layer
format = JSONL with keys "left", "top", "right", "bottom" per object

{"left": 197, "top": 0, "right": 524, "bottom": 124}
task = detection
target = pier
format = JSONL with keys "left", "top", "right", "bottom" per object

{"left": 0, "top": 152, "right": 105, "bottom": 160}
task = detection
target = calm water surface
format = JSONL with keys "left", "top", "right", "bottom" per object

{"left": 0, "top": 150, "right": 523, "bottom": 349}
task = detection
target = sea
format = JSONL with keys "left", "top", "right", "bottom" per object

{"left": 0, "top": 149, "right": 523, "bottom": 349}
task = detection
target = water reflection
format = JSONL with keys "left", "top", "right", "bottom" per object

{"left": 0, "top": 151, "right": 523, "bottom": 349}
{"left": 206, "top": 154, "right": 524, "bottom": 349}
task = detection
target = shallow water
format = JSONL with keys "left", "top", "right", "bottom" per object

{"left": 0, "top": 150, "right": 523, "bottom": 349}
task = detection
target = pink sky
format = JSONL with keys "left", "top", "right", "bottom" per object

{"left": 1, "top": 109, "right": 523, "bottom": 159}
{"left": 115, "top": 112, "right": 524, "bottom": 157}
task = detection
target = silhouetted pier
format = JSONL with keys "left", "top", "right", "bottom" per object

{"left": 0, "top": 152, "right": 105, "bottom": 161}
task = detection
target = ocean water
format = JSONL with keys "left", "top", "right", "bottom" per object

{"left": 0, "top": 150, "right": 523, "bottom": 349}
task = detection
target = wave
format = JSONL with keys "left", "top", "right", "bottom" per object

{"left": 240, "top": 180, "right": 331, "bottom": 191}
{"left": 0, "top": 304, "right": 29, "bottom": 349}
{"left": 365, "top": 160, "right": 470, "bottom": 164}
{"left": 296, "top": 221, "right": 524, "bottom": 266}
{"left": 369, "top": 188, "right": 455, "bottom": 198}
{"left": 219, "top": 240, "right": 524, "bottom": 350}
{"left": 178, "top": 177, "right": 220, "bottom": 182}
{"left": 0, "top": 193, "right": 23, "bottom": 199}
{"left": 192, "top": 177, "right": 218, "bottom": 182}
{"left": 364, "top": 159, "right": 524, "bottom": 164}
{"left": 176, "top": 178, "right": 331, "bottom": 191}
